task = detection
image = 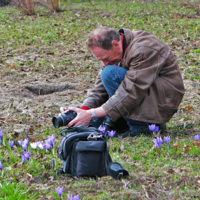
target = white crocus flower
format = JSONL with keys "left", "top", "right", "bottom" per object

{"left": 37, "top": 141, "right": 44, "bottom": 150}
{"left": 30, "top": 142, "right": 37, "bottom": 149}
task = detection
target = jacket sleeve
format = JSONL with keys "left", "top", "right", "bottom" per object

{"left": 81, "top": 70, "right": 109, "bottom": 108}
{"left": 102, "top": 46, "right": 165, "bottom": 121}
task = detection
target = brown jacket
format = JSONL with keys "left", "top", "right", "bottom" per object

{"left": 82, "top": 29, "right": 185, "bottom": 123}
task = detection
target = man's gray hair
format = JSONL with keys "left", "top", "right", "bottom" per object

{"left": 86, "top": 26, "right": 120, "bottom": 50}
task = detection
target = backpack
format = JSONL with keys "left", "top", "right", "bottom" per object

{"left": 57, "top": 125, "right": 129, "bottom": 180}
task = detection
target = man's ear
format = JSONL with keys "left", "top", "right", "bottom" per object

{"left": 111, "top": 40, "right": 119, "bottom": 49}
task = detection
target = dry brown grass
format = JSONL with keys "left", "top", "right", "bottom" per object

{"left": 10, "top": 0, "right": 60, "bottom": 15}
{"left": 10, "top": 0, "right": 35, "bottom": 15}
{"left": 39, "top": 0, "right": 60, "bottom": 12}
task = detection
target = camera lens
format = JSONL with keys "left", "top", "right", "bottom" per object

{"left": 52, "top": 110, "right": 77, "bottom": 128}
{"left": 52, "top": 114, "right": 70, "bottom": 129}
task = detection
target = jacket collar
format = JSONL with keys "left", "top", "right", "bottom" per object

{"left": 118, "top": 29, "right": 129, "bottom": 66}
{"left": 118, "top": 28, "right": 134, "bottom": 47}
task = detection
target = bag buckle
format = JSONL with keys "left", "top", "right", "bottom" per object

{"left": 87, "top": 133, "right": 102, "bottom": 140}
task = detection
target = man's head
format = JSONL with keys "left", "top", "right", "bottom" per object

{"left": 86, "top": 26, "right": 123, "bottom": 66}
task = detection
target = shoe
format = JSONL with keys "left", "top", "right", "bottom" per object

{"left": 121, "top": 129, "right": 151, "bottom": 138}
{"left": 99, "top": 116, "right": 116, "bottom": 134}
{"left": 160, "top": 123, "right": 166, "bottom": 131}
{"left": 99, "top": 116, "right": 129, "bottom": 137}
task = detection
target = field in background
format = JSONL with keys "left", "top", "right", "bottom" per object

{"left": 0, "top": 0, "right": 200, "bottom": 199}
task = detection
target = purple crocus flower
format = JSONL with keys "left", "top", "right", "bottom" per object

{"left": 152, "top": 137, "right": 163, "bottom": 148}
{"left": 149, "top": 124, "right": 156, "bottom": 132}
{"left": 44, "top": 142, "right": 51, "bottom": 151}
{"left": 9, "top": 141, "right": 14, "bottom": 148}
{"left": 18, "top": 140, "right": 23, "bottom": 146}
{"left": 23, "top": 138, "right": 29, "bottom": 146}
{"left": 0, "top": 138, "right": 1, "bottom": 144}
{"left": 68, "top": 195, "right": 80, "bottom": 200}
{"left": 0, "top": 130, "right": 3, "bottom": 138}
{"left": 99, "top": 126, "right": 106, "bottom": 134}
{"left": 107, "top": 130, "right": 116, "bottom": 138}
{"left": 21, "top": 154, "right": 25, "bottom": 163}
{"left": 24, "top": 151, "right": 30, "bottom": 160}
{"left": 73, "top": 195, "right": 80, "bottom": 200}
{"left": 18, "top": 139, "right": 29, "bottom": 150}
{"left": 0, "top": 161, "right": 2, "bottom": 171}
{"left": 152, "top": 140, "right": 160, "bottom": 148}
{"left": 46, "top": 138, "right": 54, "bottom": 146}
{"left": 48, "top": 135, "right": 56, "bottom": 143}
{"left": 68, "top": 195, "right": 73, "bottom": 200}
{"left": 157, "top": 137, "right": 163, "bottom": 146}
{"left": 194, "top": 135, "right": 199, "bottom": 141}
{"left": 155, "top": 126, "right": 159, "bottom": 133}
{"left": 22, "top": 142, "right": 27, "bottom": 151}
{"left": 51, "top": 159, "right": 55, "bottom": 165}
{"left": 163, "top": 136, "right": 170, "bottom": 146}
{"left": 55, "top": 186, "right": 64, "bottom": 196}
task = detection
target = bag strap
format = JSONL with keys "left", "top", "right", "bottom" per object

{"left": 105, "top": 150, "right": 129, "bottom": 180}
{"left": 60, "top": 125, "right": 101, "bottom": 136}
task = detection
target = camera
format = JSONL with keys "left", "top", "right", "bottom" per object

{"left": 52, "top": 110, "right": 77, "bottom": 128}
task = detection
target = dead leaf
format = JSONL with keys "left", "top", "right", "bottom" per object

{"left": 183, "top": 144, "right": 191, "bottom": 151}
{"left": 3, "top": 63, "right": 10, "bottom": 66}
{"left": 27, "top": 173, "right": 33, "bottom": 180}
{"left": 11, "top": 132, "right": 19, "bottom": 138}
{"left": 28, "top": 127, "right": 34, "bottom": 132}
{"left": 184, "top": 179, "right": 188, "bottom": 187}
{"left": 184, "top": 105, "right": 194, "bottom": 111}
{"left": 168, "top": 169, "right": 175, "bottom": 174}
{"left": 7, "top": 118, "right": 19, "bottom": 122}
{"left": 118, "top": 145, "right": 125, "bottom": 152}
{"left": 13, "top": 163, "right": 18, "bottom": 168}
{"left": 43, "top": 173, "right": 50, "bottom": 179}
{"left": 192, "top": 141, "right": 200, "bottom": 147}
{"left": 18, "top": 165, "right": 25, "bottom": 170}
{"left": 36, "top": 153, "right": 43, "bottom": 159}
{"left": 173, "top": 141, "right": 179, "bottom": 148}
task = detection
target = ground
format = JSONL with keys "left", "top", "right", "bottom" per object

{"left": 0, "top": 1, "right": 200, "bottom": 199}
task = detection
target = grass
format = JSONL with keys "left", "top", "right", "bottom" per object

{"left": 0, "top": 181, "right": 39, "bottom": 200}
{"left": 0, "top": 0, "right": 200, "bottom": 199}
{"left": 1, "top": 129, "right": 199, "bottom": 199}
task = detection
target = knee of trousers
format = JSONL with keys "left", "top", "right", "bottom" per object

{"left": 101, "top": 65, "right": 116, "bottom": 83}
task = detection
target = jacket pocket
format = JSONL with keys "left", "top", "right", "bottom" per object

{"left": 156, "top": 77, "right": 183, "bottom": 107}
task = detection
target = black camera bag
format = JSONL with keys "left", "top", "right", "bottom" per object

{"left": 57, "top": 125, "right": 129, "bottom": 180}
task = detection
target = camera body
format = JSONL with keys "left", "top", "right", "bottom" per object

{"left": 52, "top": 110, "right": 77, "bottom": 128}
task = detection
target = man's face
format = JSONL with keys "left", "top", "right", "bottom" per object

{"left": 91, "top": 40, "right": 123, "bottom": 66}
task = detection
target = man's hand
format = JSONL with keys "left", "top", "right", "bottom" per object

{"left": 67, "top": 107, "right": 92, "bottom": 127}
{"left": 59, "top": 107, "right": 107, "bottom": 127}
{"left": 60, "top": 107, "right": 69, "bottom": 115}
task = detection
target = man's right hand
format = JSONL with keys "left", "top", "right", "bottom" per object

{"left": 59, "top": 107, "right": 68, "bottom": 115}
